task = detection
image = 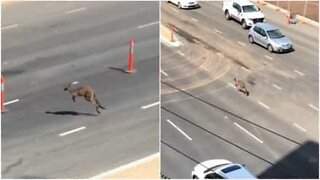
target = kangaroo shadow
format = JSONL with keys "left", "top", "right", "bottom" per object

{"left": 45, "top": 110, "right": 97, "bottom": 116}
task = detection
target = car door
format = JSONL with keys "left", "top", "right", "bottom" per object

{"left": 231, "top": 2, "right": 241, "bottom": 21}
{"left": 259, "top": 29, "right": 268, "bottom": 47}
{"left": 253, "top": 26, "right": 264, "bottom": 46}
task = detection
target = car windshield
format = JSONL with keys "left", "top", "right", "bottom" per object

{"left": 242, "top": 5, "right": 259, "bottom": 12}
{"left": 267, "top": 29, "right": 285, "bottom": 39}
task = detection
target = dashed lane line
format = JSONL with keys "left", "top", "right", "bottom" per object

{"left": 214, "top": 28, "right": 222, "bottom": 34}
{"left": 227, "top": 82, "right": 236, "bottom": 89}
{"left": 167, "top": 119, "right": 192, "bottom": 141}
{"left": 293, "top": 123, "right": 307, "bottom": 132}
{"left": 217, "top": 52, "right": 224, "bottom": 57}
{"left": 258, "top": 101, "right": 270, "bottom": 109}
{"left": 2, "top": 24, "right": 18, "bottom": 30}
{"left": 170, "top": 7, "right": 179, "bottom": 13}
{"left": 141, "top": 101, "right": 160, "bottom": 109}
{"left": 191, "top": 18, "right": 198, "bottom": 22}
{"left": 234, "top": 122, "right": 264, "bottom": 143}
{"left": 238, "top": 41, "right": 246, "bottom": 46}
{"left": 308, "top": 104, "right": 319, "bottom": 111}
{"left": 65, "top": 7, "right": 86, "bottom": 15}
{"left": 264, "top": 55, "right": 274, "bottom": 61}
{"left": 294, "top": 70, "right": 304, "bottom": 76}
{"left": 59, "top": 126, "right": 86, "bottom": 137}
{"left": 241, "top": 66, "right": 250, "bottom": 72}
{"left": 177, "top": 51, "right": 185, "bottom": 56}
{"left": 137, "top": 21, "right": 159, "bottom": 29}
{"left": 161, "top": 70, "right": 169, "bottom": 77}
{"left": 272, "top": 83, "right": 282, "bottom": 90}
{"left": 4, "top": 99, "right": 20, "bottom": 106}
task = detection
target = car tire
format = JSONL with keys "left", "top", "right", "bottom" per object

{"left": 178, "top": 2, "right": 182, "bottom": 9}
{"left": 192, "top": 175, "right": 199, "bottom": 179}
{"left": 267, "top": 44, "right": 273, "bottom": 53}
{"left": 225, "top": 11, "right": 231, "bottom": 20}
{"left": 248, "top": 35, "right": 254, "bottom": 44}
{"left": 241, "top": 20, "right": 248, "bottom": 29}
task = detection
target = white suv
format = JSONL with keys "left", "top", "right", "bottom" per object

{"left": 223, "top": 0, "right": 265, "bottom": 29}
{"left": 168, "top": 0, "right": 199, "bottom": 9}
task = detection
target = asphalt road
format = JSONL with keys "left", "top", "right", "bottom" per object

{"left": 2, "top": 2, "right": 159, "bottom": 178}
{"left": 161, "top": 1, "right": 318, "bottom": 179}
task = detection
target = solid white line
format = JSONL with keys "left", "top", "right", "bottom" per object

{"left": 137, "top": 21, "right": 159, "bottom": 29}
{"left": 294, "top": 70, "right": 304, "bottom": 76}
{"left": 238, "top": 41, "right": 246, "bottom": 46}
{"left": 4, "top": 99, "right": 20, "bottom": 106}
{"left": 214, "top": 28, "right": 222, "bottom": 34}
{"left": 2, "top": 24, "right": 18, "bottom": 30}
{"left": 141, "top": 101, "right": 160, "bottom": 109}
{"left": 228, "top": 82, "right": 236, "bottom": 89}
{"left": 177, "top": 51, "right": 185, "bottom": 56}
{"left": 167, "top": 119, "right": 192, "bottom": 141}
{"left": 90, "top": 153, "right": 159, "bottom": 179}
{"left": 241, "top": 66, "right": 250, "bottom": 72}
{"left": 258, "top": 101, "right": 270, "bottom": 109}
{"left": 264, "top": 55, "right": 274, "bottom": 61}
{"left": 65, "top": 7, "right": 86, "bottom": 14}
{"left": 272, "top": 83, "right": 282, "bottom": 90}
{"left": 294, "top": 123, "right": 307, "bottom": 132}
{"left": 234, "top": 122, "right": 264, "bottom": 143}
{"left": 59, "top": 126, "right": 86, "bottom": 137}
{"left": 191, "top": 18, "right": 198, "bottom": 22}
{"left": 161, "top": 70, "right": 169, "bottom": 77}
{"left": 309, "top": 104, "right": 319, "bottom": 111}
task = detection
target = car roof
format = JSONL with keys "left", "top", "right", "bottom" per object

{"left": 233, "top": 0, "right": 255, "bottom": 6}
{"left": 255, "top": 23, "right": 279, "bottom": 31}
{"left": 194, "top": 159, "right": 231, "bottom": 173}
{"left": 215, "top": 164, "right": 256, "bottom": 179}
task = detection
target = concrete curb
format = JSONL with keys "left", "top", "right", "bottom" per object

{"left": 160, "top": 23, "right": 181, "bottom": 47}
{"left": 252, "top": 0, "right": 319, "bottom": 28}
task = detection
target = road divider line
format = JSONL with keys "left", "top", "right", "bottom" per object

{"left": 137, "top": 21, "right": 159, "bottom": 29}
{"left": 264, "top": 55, "right": 274, "bottom": 61}
{"left": 258, "top": 101, "right": 270, "bottom": 109}
{"left": 234, "top": 122, "right": 263, "bottom": 143}
{"left": 214, "top": 28, "right": 222, "bottom": 34}
{"left": 272, "top": 83, "right": 282, "bottom": 90}
{"left": 177, "top": 51, "right": 185, "bottom": 56}
{"left": 191, "top": 18, "right": 198, "bottom": 22}
{"left": 2, "top": 24, "right": 18, "bottom": 30}
{"left": 167, "top": 119, "right": 192, "bottom": 141}
{"left": 293, "top": 123, "right": 307, "bottom": 132}
{"left": 308, "top": 104, "right": 319, "bottom": 111}
{"left": 141, "top": 101, "right": 160, "bottom": 109}
{"left": 59, "top": 126, "right": 86, "bottom": 137}
{"left": 238, "top": 41, "right": 246, "bottom": 46}
{"left": 294, "top": 70, "right": 304, "bottom": 76}
{"left": 65, "top": 7, "right": 86, "bottom": 14}
{"left": 4, "top": 99, "right": 20, "bottom": 106}
{"left": 161, "top": 70, "right": 169, "bottom": 77}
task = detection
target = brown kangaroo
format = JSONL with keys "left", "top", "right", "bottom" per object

{"left": 234, "top": 78, "right": 249, "bottom": 96}
{"left": 64, "top": 82, "right": 106, "bottom": 113}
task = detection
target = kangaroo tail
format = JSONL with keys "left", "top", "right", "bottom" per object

{"left": 94, "top": 94, "right": 106, "bottom": 109}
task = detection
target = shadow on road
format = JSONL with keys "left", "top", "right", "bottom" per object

{"left": 108, "top": 67, "right": 126, "bottom": 73}
{"left": 45, "top": 110, "right": 97, "bottom": 116}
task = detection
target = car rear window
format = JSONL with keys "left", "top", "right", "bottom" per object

{"left": 221, "top": 165, "right": 241, "bottom": 173}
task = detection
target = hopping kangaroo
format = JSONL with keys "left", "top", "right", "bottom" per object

{"left": 234, "top": 78, "right": 249, "bottom": 96}
{"left": 64, "top": 82, "right": 106, "bottom": 113}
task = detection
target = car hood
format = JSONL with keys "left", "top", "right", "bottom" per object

{"left": 243, "top": 11, "right": 265, "bottom": 19}
{"left": 270, "top": 36, "right": 292, "bottom": 46}
{"left": 194, "top": 159, "right": 231, "bottom": 173}
{"left": 181, "top": 0, "right": 198, "bottom": 4}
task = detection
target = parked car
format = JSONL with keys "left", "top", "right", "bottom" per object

{"left": 167, "top": 0, "right": 199, "bottom": 9}
{"left": 191, "top": 159, "right": 255, "bottom": 179}
{"left": 248, "top": 22, "right": 293, "bottom": 53}
{"left": 223, "top": 0, "right": 265, "bottom": 29}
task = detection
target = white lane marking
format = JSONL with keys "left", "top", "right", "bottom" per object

{"left": 294, "top": 123, "right": 307, "bottom": 132}
{"left": 234, "top": 122, "right": 263, "bottom": 143}
{"left": 91, "top": 153, "right": 159, "bottom": 179}
{"left": 294, "top": 70, "right": 304, "bottom": 76}
{"left": 228, "top": 82, "right": 236, "bottom": 89}
{"left": 3, "top": 61, "right": 9, "bottom": 65}
{"left": 264, "top": 55, "right": 274, "bottom": 61}
{"left": 65, "top": 7, "right": 86, "bottom": 15}
{"left": 170, "top": 7, "right": 179, "bottom": 13}
{"left": 137, "top": 21, "right": 159, "bottom": 29}
{"left": 214, "top": 28, "right": 222, "bottom": 34}
{"left": 179, "top": 41, "right": 184, "bottom": 46}
{"left": 4, "top": 99, "right": 20, "bottom": 106}
{"left": 272, "top": 83, "right": 282, "bottom": 90}
{"left": 224, "top": 116, "right": 228, "bottom": 119}
{"left": 2, "top": 24, "right": 18, "bottom": 30}
{"left": 167, "top": 119, "right": 192, "bottom": 141}
{"left": 161, "top": 70, "right": 169, "bottom": 77}
{"left": 238, "top": 41, "right": 246, "bottom": 46}
{"left": 217, "top": 52, "right": 224, "bottom": 57}
{"left": 59, "top": 126, "right": 86, "bottom": 137}
{"left": 309, "top": 104, "right": 319, "bottom": 111}
{"left": 258, "top": 101, "right": 270, "bottom": 109}
{"left": 241, "top": 66, "right": 250, "bottom": 72}
{"left": 177, "top": 51, "right": 185, "bottom": 56}
{"left": 191, "top": 18, "right": 199, "bottom": 22}
{"left": 72, "top": 81, "right": 79, "bottom": 85}
{"left": 141, "top": 101, "right": 160, "bottom": 109}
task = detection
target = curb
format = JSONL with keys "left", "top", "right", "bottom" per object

{"left": 252, "top": 0, "right": 319, "bottom": 28}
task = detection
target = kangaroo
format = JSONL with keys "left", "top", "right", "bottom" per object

{"left": 234, "top": 78, "right": 249, "bottom": 96}
{"left": 64, "top": 82, "right": 106, "bottom": 114}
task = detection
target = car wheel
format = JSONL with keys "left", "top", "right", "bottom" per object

{"left": 241, "top": 20, "right": 248, "bottom": 29}
{"left": 178, "top": 2, "right": 182, "bottom": 9}
{"left": 248, "top": 35, "right": 254, "bottom": 44}
{"left": 225, "top": 11, "right": 231, "bottom": 20}
{"left": 268, "top": 44, "right": 273, "bottom": 52}
{"left": 192, "top": 175, "right": 199, "bottom": 179}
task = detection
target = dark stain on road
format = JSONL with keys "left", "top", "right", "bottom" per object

{"left": 2, "top": 157, "right": 23, "bottom": 175}
{"left": 45, "top": 110, "right": 97, "bottom": 116}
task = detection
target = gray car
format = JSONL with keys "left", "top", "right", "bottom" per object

{"left": 248, "top": 23, "right": 293, "bottom": 53}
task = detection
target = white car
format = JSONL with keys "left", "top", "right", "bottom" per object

{"left": 223, "top": 0, "right": 265, "bottom": 29}
{"left": 168, "top": 0, "right": 199, "bottom": 9}
{"left": 191, "top": 159, "right": 256, "bottom": 179}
